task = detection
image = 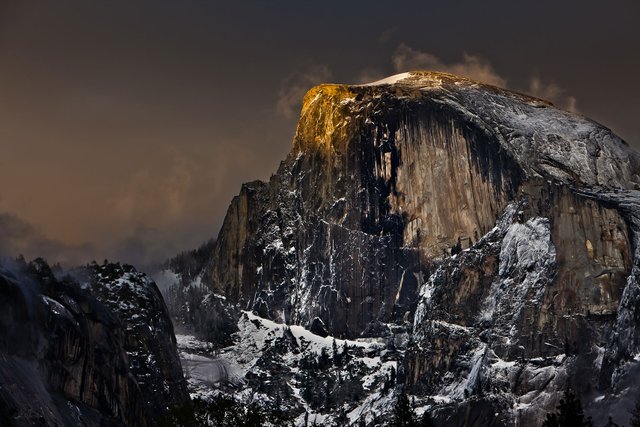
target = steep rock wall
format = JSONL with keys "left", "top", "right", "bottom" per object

{"left": 408, "top": 181, "right": 633, "bottom": 425}
{"left": 209, "top": 76, "right": 529, "bottom": 338}
{"left": 0, "top": 260, "right": 188, "bottom": 426}
{"left": 200, "top": 71, "right": 640, "bottom": 424}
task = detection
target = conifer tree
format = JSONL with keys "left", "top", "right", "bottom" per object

{"left": 631, "top": 396, "right": 640, "bottom": 427}
{"left": 421, "top": 411, "right": 435, "bottom": 427}
{"left": 332, "top": 338, "right": 343, "bottom": 366}
{"left": 390, "top": 391, "right": 419, "bottom": 427}
{"left": 603, "top": 416, "right": 619, "bottom": 427}
{"left": 318, "top": 347, "right": 331, "bottom": 370}
{"left": 541, "top": 388, "right": 593, "bottom": 427}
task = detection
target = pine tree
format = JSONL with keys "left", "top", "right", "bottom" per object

{"left": 318, "top": 347, "right": 331, "bottom": 370}
{"left": 332, "top": 338, "right": 343, "bottom": 366}
{"left": 324, "top": 379, "right": 334, "bottom": 408}
{"left": 631, "top": 396, "right": 640, "bottom": 427}
{"left": 384, "top": 366, "right": 396, "bottom": 392}
{"left": 542, "top": 413, "right": 559, "bottom": 427}
{"left": 335, "top": 408, "right": 349, "bottom": 426}
{"left": 421, "top": 411, "right": 435, "bottom": 427}
{"left": 542, "top": 389, "right": 593, "bottom": 427}
{"left": 343, "top": 342, "right": 352, "bottom": 364}
{"left": 603, "top": 416, "right": 619, "bottom": 427}
{"left": 390, "top": 392, "right": 419, "bottom": 427}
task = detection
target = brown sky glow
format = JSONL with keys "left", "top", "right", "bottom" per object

{"left": 1, "top": 0, "right": 638, "bottom": 268}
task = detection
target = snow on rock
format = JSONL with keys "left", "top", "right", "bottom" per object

{"left": 242, "top": 311, "right": 382, "bottom": 353}
{"left": 362, "top": 72, "right": 412, "bottom": 86}
{"left": 498, "top": 217, "right": 556, "bottom": 276}
{"left": 169, "top": 71, "right": 640, "bottom": 426}
{"left": 89, "top": 263, "right": 189, "bottom": 416}
{"left": 480, "top": 216, "right": 556, "bottom": 328}
{"left": 175, "top": 310, "right": 399, "bottom": 425}
{"left": 0, "top": 260, "right": 189, "bottom": 426}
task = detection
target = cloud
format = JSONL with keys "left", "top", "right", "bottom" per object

{"left": 378, "top": 27, "right": 397, "bottom": 44}
{"left": 392, "top": 43, "right": 507, "bottom": 87}
{"left": 390, "top": 44, "right": 577, "bottom": 111}
{"left": 527, "top": 76, "right": 578, "bottom": 112}
{"left": 110, "top": 155, "right": 195, "bottom": 225}
{"left": 0, "top": 154, "right": 204, "bottom": 269}
{"left": 355, "top": 67, "right": 387, "bottom": 85}
{"left": 276, "top": 63, "right": 333, "bottom": 118}
{"left": 107, "top": 226, "right": 182, "bottom": 270}
{"left": 0, "top": 212, "right": 94, "bottom": 266}
{"left": 4, "top": 140, "right": 273, "bottom": 270}
{"left": 0, "top": 211, "right": 192, "bottom": 269}
{"left": 350, "top": 28, "right": 398, "bottom": 83}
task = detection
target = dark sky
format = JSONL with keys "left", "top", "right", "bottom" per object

{"left": 1, "top": 0, "right": 638, "bottom": 268}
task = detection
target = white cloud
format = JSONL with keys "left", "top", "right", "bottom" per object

{"left": 527, "top": 76, "right": 578, "bottom": 112}
{"left": 355, "top": 67, "right": 386, "bottom": 85}
{"left": 390, "top": 44, "right": 578, "bottom": 111}
{"left": 391, "top": 43, "right": 507, "bottom": 87}
{"left": 276, "top": 63, "right": 333, "bottom": 118}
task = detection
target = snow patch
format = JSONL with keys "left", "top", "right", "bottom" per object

{"left": 480, "top": 217, "right": 556, "bottom": 326}
{"left": 363, "top": 72, "right": 411, "bottom": 86}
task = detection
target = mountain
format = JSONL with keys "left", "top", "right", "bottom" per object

{"left": 0, "top": 258, "right": 188, "bottom": 426}
{"left": 163, "top": 71, "right": 640, "bottom": 426}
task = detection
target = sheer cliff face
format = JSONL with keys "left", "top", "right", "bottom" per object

{"left": 210, "top": 72, "right": 637, "bottom": 341}
{"left": 0, "top": 260, "right": 188, "bottom": 426}
{"left": 293, "top": 82, "right": 523, "bottom": 258}
{"left": 194, "top": 71, "right": 640, "bottom": 425}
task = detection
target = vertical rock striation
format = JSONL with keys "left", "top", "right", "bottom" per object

{"left": 197, "top": 71, "right": 640, "bottom": 424}
{"left": 0, "top": 259, "right": 188, "bottom": 426}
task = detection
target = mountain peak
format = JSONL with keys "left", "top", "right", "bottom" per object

{"left": 164, "top": 68, "right": 640, "bottom": 426}
{"left": 294, "top": 71, "right": 637, "bottom": 190}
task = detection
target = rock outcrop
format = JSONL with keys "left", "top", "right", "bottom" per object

{"left": 175, "top": 71, "right": 640, "bottom": 425}
{"left": 0, "top": 259, "right": 188, "bottom": 426}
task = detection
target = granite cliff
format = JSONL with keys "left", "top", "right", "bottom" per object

{"left": 0, "top": 259, "right": 189, "bottom": 426}
{"left": 165, "top": 71, "right": 640, "bottom": 426}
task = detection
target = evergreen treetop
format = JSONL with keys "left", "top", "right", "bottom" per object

{"left": 541, "top": 388, "right": 593, "bottom": 427}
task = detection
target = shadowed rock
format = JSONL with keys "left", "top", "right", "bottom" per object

{"left": 0, "top": 259, "right": 188, "bottom": 426}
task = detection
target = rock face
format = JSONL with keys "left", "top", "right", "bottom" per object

{"left": 0, "top": 259, "right": 188, "bottom": 426}
{"left": 179, "top": 72, "right": 640, "bottom": 425}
